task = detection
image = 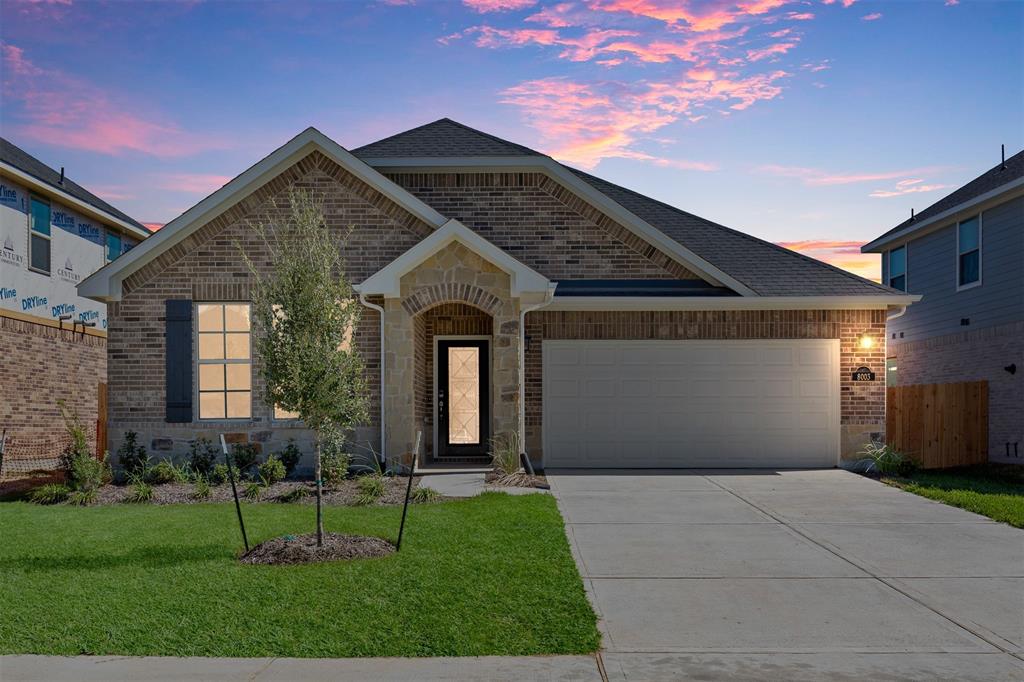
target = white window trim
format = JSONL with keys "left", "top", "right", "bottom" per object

{"left": 195, "top": 302, "right": 253, "bottom": 421}
{"left": 956, "top": 213, "right": 982, "bottom": 292}
{"left": 28, "top": 193, "right": 52, "bottom": 276}
{"left": 887, "top": 244, "right": 908, "bottom": 292}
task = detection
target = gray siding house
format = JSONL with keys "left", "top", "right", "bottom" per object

{"left": 863, "top": 149, "right": 1024, "bottom": 463}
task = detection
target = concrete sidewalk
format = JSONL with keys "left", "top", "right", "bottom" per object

{"left": 0, "top": 654, "right": 603, "bottom": 681}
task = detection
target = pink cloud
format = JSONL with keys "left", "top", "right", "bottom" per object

{"left": 589, "top": 0, "right": 790, "bottom": 32}
{"left": 945, "top": 0, "right": 959, "bottom": 5}
{"left": 758, "top": 164, "right": 947, "bottom": 186}
{"left": 861, "top": 12, "right": 882, "bottom": 21}
{"left": 747, "top": 40, "right": 798, "bottom": 61}
{"left": 788, "top": 11, "right": 815, "bottom": 20}
{"left": 776, "top": 240, "right": 880, "bottom": 281}
{"left": 822, "top": 0, "right": 857, "bottom": 6}
{"left": 142, "top": 222, "right": 165, "bottom": 232}
{"left": 157, "top": 173, "right": 234, "bottom": 194}
{"left": 464, "top": 26, "right": 638, "bottom": 61}
{"left": 1, "top": 43, "right": 221, "bottom": 158}
{"left": 503, "top": 70, "right": 787, "bottom": 167}
{"left": 869, "top": 181, "right": 952, "bottom": 198}
{"left": 463, "top": 0, "right": 537, "bottom": 11}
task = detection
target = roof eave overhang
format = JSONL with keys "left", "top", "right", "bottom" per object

{"left": 862, "top": 175, "right": 1024, "bottom": 253}
{"left": 355, "top": 218, "right": 551, "bottom": 298}
{"left": 1, "top": 161, "right": 150, "bottom": 240}
{"left": 79, "top": 129, "right": 448, "bottom": 303}
{"left": 361, "top": 155, "right": 759, "bottom": 297}
{"left": 545, "top": 294, "right": 921, "bottom": 312}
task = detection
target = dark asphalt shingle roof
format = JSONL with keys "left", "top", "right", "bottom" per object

{"left": 1, "top": 138, "right": 146, "bottom": 232}
{"left": 868, "top": 149, "right": 1024, "bottom": 248}
{"left": 353, "top": 118, "right": 542, "bottom": 158}
{"left": 355, "top": 119, "right": 903, "bottom": 297}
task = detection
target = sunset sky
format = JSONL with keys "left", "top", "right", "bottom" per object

{"left": 2, "top": 0, "right": 1022, "bottom": 281}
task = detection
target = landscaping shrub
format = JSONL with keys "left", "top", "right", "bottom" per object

{"left": 230, "top": 443, "right": 260, "bottom": 479}
{"left": 275, "top": 440, "right": 302, "bottom": 477}
{"left": 859, "top": 442, "right": 917, "bottom": 477}
{"left": 278, "top": 487, "right": 309, "bottom": 503}
{"left": 67, "top": 489, "right": 97, "bottom": 506}
{"left": 321, "top": 449, "right": 351, "bottom": 489}
{"left": 489, "top": 431, "right": 521, "bottom": 476}
{"left": 191, "top": 478, "right": 211, "bottom": 500}
{"left": 117, "top": 431, "right": 150, "bottom": 479}
{"left": 243, "top": 481, "right": 263, "bottom": 501}
{"left": 209, "top": 464, "right": 230, "bottom": 486}
{"left": 57, "top": 401, "right": 111, "bottom": 492}
{"left": 28, "top": 483, "right": 70, "bottom": 505}
{"left": 355, "top": 475, "right": 385, "bottom": 505}
{"left": 258, "top": 456, "right": 286, "bottom": 485}
{"left": 411, "top": 486, "right": 441, "bottom": 503}
{"left": 125, "top": 478, "right": 154, "bottom": 503}
{"left": 189, "top": 438, "right": 219, "bottom": 477}
{"left": 145, "top": 459, "right": 184, "bottom": 485}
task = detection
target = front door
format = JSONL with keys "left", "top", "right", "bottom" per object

{"left": 437, "top": 339, "right": 490, "bottom": 458}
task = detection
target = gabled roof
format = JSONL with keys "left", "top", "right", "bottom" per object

{"left": 1, "top": 137, "right": 148, "bottom": 237}
{"left": 353, "top": 118, "right": 542, "bottom": 158}
{"left": 357, "top": 219, "right": 551, "bottom": 298}
{"left": 863, "top": 149, "right": 1024, "bottom": 253}
{"left": 569, "top": 168, "right": 900, "bottom": 297}
{"left": 79, "top": 127, "right": 447, "bottom": 302}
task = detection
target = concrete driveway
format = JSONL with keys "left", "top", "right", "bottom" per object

{"left": 548, "top": 469, "right": 1024, "bottom": 681}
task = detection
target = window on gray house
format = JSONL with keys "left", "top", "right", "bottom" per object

{"left": 29, "top": 195, "right": 51, "bottom": 274}
{"left": 888, "top": 245, "right": 906, "bottom": 291}
{"left": 958, "top": 216, "right": 980, "bottom": 288}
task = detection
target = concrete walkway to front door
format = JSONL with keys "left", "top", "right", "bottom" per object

{"left": 547, "top": 468, "right": 1024, "bottom": 681}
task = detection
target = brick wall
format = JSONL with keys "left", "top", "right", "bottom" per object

{"left": 0, "top": 314, "right": 106, "bottom": 456}
{"left": 893, "top": 321, "right": 1023, "bottom": 463}
{"left": 524, "top": 309, "right": 887, "bottom": 461}
{"left": 384, "top": 172, "right": 696, "bottom": 280}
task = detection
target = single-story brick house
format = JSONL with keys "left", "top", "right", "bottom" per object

{"left": 80, "top": 120, "right": 916, "bottom": 470}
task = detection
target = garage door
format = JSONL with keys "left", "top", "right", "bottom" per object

{"left": 542, "top": 340, "right": 839, "bottom": 468}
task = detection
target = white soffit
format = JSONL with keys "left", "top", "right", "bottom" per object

{"left": 79, "top": 128, "right": 448, "bottom": 302}
{"left": 545, "top": 294, "right": 921, "bottom": 311}
{"left": 356, "top": 219, "right": 551, "bottom": 298}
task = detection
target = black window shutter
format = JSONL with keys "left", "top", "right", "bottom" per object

{"left": 165, "top": 300, "right": 193, "bottom": 423}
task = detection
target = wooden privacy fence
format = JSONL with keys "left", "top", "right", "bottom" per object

{"left": 96, "top": 382, "right": 108, "bottom": 458}
{"left": 886, "top": 381, "right": 988, "bottom": 469}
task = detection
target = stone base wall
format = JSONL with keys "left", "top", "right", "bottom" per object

{"left": 0, "top": 314, "right": 107, "bottom": 456}
{"left": 892, "top": 321, "right": 1023, "bottom": 463}
{"left": 524, "top": 309, "right": 887, "bottom": 464}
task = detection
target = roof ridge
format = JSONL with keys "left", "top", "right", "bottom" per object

{"left": 439, "top": 118, "right": 544, "bottom": 156}
{"left": 351, "top": 117, "right": 543, "bottom": 157}
{"left": 566, "top": 164, "right": 897, "bottom": 295}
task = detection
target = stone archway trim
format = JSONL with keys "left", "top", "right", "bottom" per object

{"left": 402, "top": 282, "right": 503, "bottom": 317}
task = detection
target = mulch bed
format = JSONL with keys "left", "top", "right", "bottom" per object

{"left": 88, "top": 476, "right": 426, "bottom": 506}
{"left": 239, "top": 532, "right": 395, "bottom": 565}
{"left": 485, "top": 470, "right": 549, "bottom": 489}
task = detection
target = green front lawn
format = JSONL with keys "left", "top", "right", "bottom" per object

{"left": 883, "top": 464, "right": 1024, "bottom": 528}
{"left": 0, "top": 493, "right": 599, "bottom": 658}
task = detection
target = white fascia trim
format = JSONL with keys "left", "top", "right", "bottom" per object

{"left": 544, "top": 294, "right": 921, "bottom": 311}
{"left": 1, "top": 162, "right": 150, "bottom": 240}
{"left": 79, "top": 128, "right": 447, "bottom": 302}
{"left": 362, "top": 155, "right": 759, "bottom": 297}
{"left": 862, "top": 175, "right": 1024, "bottom": 253}
{"left": 356, "top": 219, "right": 550, "bottom": 298}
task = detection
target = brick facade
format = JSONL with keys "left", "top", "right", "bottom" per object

{"left": 523, "top": 309, "right": 887, "bottom": 462}
{"left": 891, "top": 321, "right": 1023, "bottom": 463}
{"left": 0, "top": 315, "right": 106, "bottom": 457}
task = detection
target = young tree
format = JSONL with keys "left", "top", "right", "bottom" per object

{"left": 242, "top": 190, "right": 368, "bottom": 546}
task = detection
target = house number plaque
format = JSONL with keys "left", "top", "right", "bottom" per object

{"left": 852, "top": 366, "right": 876, "bottom": 381}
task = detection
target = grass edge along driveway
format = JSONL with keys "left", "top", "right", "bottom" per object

{"left": 882, "top": 465, "right": 1024, "bottom": 528}
{"left": 0, "top": 492, "right": 599, "bottom": 658}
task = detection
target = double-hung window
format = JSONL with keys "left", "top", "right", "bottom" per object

{"left": 29, "top": 195, "right": 51, "bottom": 274}
{"left": 957, "top": 215, "right": 981, "bottom": 289}
{"left": 106, "top": 231, "right": 122, "bottom": 262}
{"left": 197, "top": 303, "right": 251, "bottom": 419}
{"left": 887, "top": 245, "right": 906, "bottom": 291}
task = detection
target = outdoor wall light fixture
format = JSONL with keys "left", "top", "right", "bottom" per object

{"left": 858, "top": 333, "right": 875, "bottom": 350}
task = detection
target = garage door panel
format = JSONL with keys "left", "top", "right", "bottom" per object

{"left": 543, "top": 340, "right": 839, "bottom": 468}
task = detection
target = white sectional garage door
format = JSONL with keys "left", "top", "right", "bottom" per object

{"left": 542, "top": 340, "right": 840, "bottom": 468}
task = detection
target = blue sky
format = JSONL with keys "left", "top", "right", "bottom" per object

{"left": 2, "top": 0, "right": 1021, "bottom": 279}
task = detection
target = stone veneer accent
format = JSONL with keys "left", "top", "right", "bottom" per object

{"left": 891, "top": 321, "right": 1023, "bottom": 463}
{"left": 385, "top": 241, "right": 520, "bottom": 458}
{"left": 523, "top": 309, "right": 887, "bottom": 463}
{"left": 0, "top": 314, "right": 106, "bottom": 457}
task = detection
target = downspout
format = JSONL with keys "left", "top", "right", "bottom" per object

{"left": 887, "top": 305, "right": 908, "bottom": 321}
{"left": 518, "top": 283, "right": 557, "bottom": 464}
{"left": 358, "top": 292, "right": 386, "bottom": 466}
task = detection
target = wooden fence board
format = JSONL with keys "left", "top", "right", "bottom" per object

{"left": 96, "top": 382, "right": 108, "bottom": 459}
{"left": 886, "top": 381, "right": 988, "bottom": 469}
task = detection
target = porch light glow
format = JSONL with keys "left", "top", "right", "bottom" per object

{"left": 858, "top": 333, "right": 875, "bottom": 350}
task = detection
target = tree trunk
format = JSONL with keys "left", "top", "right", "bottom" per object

{"left": 315, "top": 440, "right": 324, "bottom": 547}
